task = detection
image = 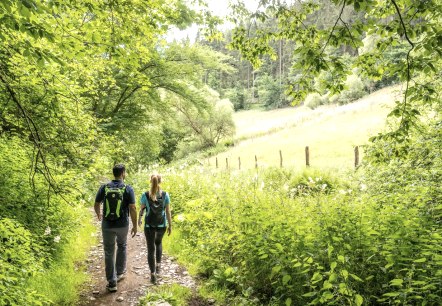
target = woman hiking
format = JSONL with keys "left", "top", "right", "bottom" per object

{"left": 138, "top": 174, "right": 172, "bottom": 284}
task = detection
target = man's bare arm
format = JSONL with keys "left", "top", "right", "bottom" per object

{"left": 129, "top": 204, "right": 137, "bottom": 237}
{"left": 94, "top": 202, "right": 102, "bottom": 221}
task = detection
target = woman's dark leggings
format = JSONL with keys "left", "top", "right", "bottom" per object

{"left": 144, "top": 227, "right": 166, "bottom": 273}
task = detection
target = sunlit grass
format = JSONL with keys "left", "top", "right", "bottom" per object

{"left": 27, "top": 211, "right": 96, "bottom": 305}
{"left": 139, "top": 283, "right": 191, "bottom": 306}
{"left": 211, "top": 86, "right": 401, "bottom": 171}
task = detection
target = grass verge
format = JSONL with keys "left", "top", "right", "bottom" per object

{"left": 139, "top": 284, "right": 192, "bottom": 306}
{"left": 27, "top": 209, "right": 96, "bottom": 305}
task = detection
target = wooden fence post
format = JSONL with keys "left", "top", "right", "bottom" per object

{"left": 305, "top": 146, "right": 310, "bottom": 167}
{"left": 279, "top": 150, "right": 283, "bottom": 168}
{"left": 238, "top": 157, "right": 241, "bottom": 170}
{"left": 354, "top": 146, "right": 359, "bottom": 168}
{"left": 216, "top": 157, "right": 218, "bottom": 169}
{"left": 255, "top": 155, "right": 258, "bottom": 169}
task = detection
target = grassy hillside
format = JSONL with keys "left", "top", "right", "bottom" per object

{"left": 210, "top": 86, "right": 402, "bottom": 171}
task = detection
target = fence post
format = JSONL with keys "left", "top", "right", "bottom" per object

{"left": 305, "top": 146, "right": 310, "bottom": 167}
{"left": 216, "top": 157, "right": 218, "bottom": 169}
{"left": 279, "top": 150, "right": 283, "bottom": 168}
{"left": 226, "top": 157, "right": 229, "bottom": 170}
{"left": 238, "top": 157, "right": 241, "bottom": 170}
{"left": 354, "top": 146, "right": 359, "bottom": 168}
{"left": 255, "top": 155, "right": 258, "bottom": 169}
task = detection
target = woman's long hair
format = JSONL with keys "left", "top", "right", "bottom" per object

{"left": 149, "top": 174, "right": 162, "bottom": 201}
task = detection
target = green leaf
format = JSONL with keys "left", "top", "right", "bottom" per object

{"left": 414, "top": 258, "right": 427, "bottom": 263}
{"left": 341, "top": 270, "right": 348, "bottom": 280}
{"left": 350, "top": 273, "right": 363, "bottom": 282}
{"left": 355, "top": 294, "right": 363, "bottom": 306}
{"left": 311, "top": 272, "right": 323, "bottom": 283}
{"left": 338, "top": 255, "right": 345, "bottom": 263}
{"left": 282, "top": 274, "right": 292, "bottom": 285}
{"left": 322, "top": 280, "right": 333, "bottom": 290}
{"left": 390, "top": 279, "right": 403, "bottom": 287}
{"left": 285, "top": 298, "right": 292, "bottom": 306}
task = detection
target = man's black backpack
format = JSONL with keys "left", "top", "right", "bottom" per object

{"left": 103, "top": 184, "right": 126, "bottom": 221}
{"left": 145, "top": 191, "right": 166, "bottom": 227}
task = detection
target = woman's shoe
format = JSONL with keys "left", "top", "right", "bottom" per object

{"left": 150, "top": 273, "right": 157, "bottom": 284}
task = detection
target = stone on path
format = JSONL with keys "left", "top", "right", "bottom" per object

{"left": 116, "top": 296, "right": 124, "bottom": 302}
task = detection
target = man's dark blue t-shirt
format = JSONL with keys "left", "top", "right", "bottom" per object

{"left": 95, "top": 180, "right": 135, "bottom": 228}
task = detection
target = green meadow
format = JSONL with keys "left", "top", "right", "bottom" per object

{"left": 210, "top": 86, "right": 401, "bottom": 171}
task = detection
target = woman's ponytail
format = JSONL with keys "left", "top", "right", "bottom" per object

{"left": 149, "top": 174, "right": 162, "bottom": 201}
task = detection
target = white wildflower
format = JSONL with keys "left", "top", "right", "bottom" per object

{"left": 321, "top": 184, "right": 327, "bottom": 190}
{"left": 176, "top": 214, "right": 185, "bottom": 222}
{"left": 54, "top": 235, "right": 61, "bottom": 243}
{"left": 44, "top": 226, "right": 51, "bottom": 236}
{"left": 339, "top": 189, "right": 347, "bottom": 195}
{"left": 283, "top": 184, "right": 289, "bottom": 191}
{"left": 360, "top": 183, "right": 367, "bottom": 191}
{"left": 347, "top": 189, "right": 353, "bottom": 194}
{"left": 308, "top": 177, "right": 314, "bottom": 183}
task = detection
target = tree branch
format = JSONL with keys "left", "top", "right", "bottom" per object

{"left": 390, "top": 0, "right": 415, "bottom": 130}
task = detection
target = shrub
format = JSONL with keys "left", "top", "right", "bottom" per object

{"left": 335, "top": 74, "right": 367, "bottom": 105}
{"left": 147, "top": 164, "right": 441, "bottom": 305}
{"left": 305, "top": 93, "right": 330, "bottom": 109}
{"left": 0, "top": 218, "right": 51, "bottom": 306}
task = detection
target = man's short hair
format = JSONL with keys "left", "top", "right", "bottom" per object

{"left": 113, "top": 164, "right": 126, "bottom": 177}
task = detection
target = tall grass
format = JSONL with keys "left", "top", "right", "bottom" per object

{"left": 27, "top": 209, "right": 96, "bottom": 305}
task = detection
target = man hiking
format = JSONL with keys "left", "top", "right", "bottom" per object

{"left": 94, "top": 164, "right": 137, "bottom": 292}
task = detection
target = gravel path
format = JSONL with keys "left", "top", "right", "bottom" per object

{"left": 79, "top": 214, "right": 196, "bottom": 306}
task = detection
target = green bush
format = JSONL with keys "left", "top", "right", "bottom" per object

{"left": 0, "top": 136, "right": 100, "bottom": 304}
{"left": 145, "top": 162, "right": 442, "bottom": 305}
{"left": 304, "top": 93, "right": 330, "bottom": 109}
{"left": 335, "top": 74, "right": 367, "bottom": 105}
{"left": 0, "top": 218, "right": 51, "bottom": 306}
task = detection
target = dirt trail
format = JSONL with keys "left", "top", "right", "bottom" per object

{"left": 79, "top": 214, "right": 196, "bottom": 306}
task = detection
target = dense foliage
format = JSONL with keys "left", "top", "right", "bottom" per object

{"left": 156, "top": 118, "right": 441, "bottom": 304}
{"left": 0, "top": 0, "right": 234, "bottom": 304}
{"left": 1, "top": 0, "right": 440, "bottom": 304}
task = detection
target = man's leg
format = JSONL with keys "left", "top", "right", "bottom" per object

{"left": 102, "top": 227, "right": 117, "bottom": 284}
{"left": 115, "top": 226, "right": 129, "bottom": 276}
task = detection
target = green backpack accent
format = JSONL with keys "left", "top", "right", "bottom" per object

{"left": 104, "top": 184, "right": 126, "bottom": 221}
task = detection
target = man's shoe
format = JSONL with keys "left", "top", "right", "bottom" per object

{"left": 150, "top": 273, "right": 157, "bottom": 284}
{"left": 106, "top": 282, "right": 117, "bottom": 292}
{"left": 117, "top": 273, "right": 126, "bottom": 282}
